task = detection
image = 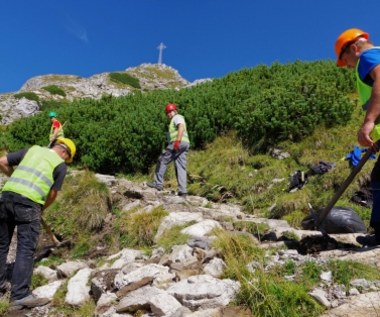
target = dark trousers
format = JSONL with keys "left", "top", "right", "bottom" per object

{"left": 0, "top": 195, "right": 41, "bottom": 300}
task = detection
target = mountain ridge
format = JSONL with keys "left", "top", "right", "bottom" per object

{"left": 0, "top": 63, "right": 210, "bottom": 125}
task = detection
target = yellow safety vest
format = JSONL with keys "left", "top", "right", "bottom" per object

{"left": 2, "top": 146, "right": 64, "bottom": 205}
{"left": 356, "top": 62, "right": 380, "bottom": 141}
{"left": 168, "top": 114, "right": 190, "bottom": 143}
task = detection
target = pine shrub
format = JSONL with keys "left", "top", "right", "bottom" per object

{"left": 109, "top": 72, "right": 141, "bottom": 89}
{"left": 1, "top": 61, "right": 356, "bottom": 175}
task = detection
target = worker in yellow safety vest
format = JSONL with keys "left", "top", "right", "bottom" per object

{"left": 147, "top": 103, "right": 190, "bottom": 197}
{"left": 0, "top": 138, "right": 76, "bottom": 310}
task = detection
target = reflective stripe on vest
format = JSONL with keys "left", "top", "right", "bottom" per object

{"left": 169, "top": 114, "right": 190, "bottom": 143}
{"left": 3, "top": 146, "right": 64, "bottom": 205}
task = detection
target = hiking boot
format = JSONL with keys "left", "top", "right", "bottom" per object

{"left": 147, "top": 182, "right": 162, "bottom": 191}
{"left": 0, "top": 290, "right": 6, "bottom": 299}
{"left": 178, "top": 192, "right": 187, "bottom": 198}
{"left": 356, "top": 234, "right": 380, "bottom": 247}
{"left": 10, "top": 294, "right": 50, "bottom": 310}
{"left": 0, "top": 282, "right": 10, "bottom": 299}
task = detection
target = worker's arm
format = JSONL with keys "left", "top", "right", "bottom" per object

{"left": 50, "top": 127, "right": 60, "bottom": 142}
{"left": 50, "top": 120, "right": 63, "bottom": 142}
{"left": 52, "top": 128, "right": 59, "bottom": 139}
{"left": 0, "top": 156, "right": 14, "bottom": 177}
{"left": 358, "top": 64, "right": 380, "bottom": 147}
{"left": 43, "top": 189, "right": 58, "bottom": 211}
{"left": 176, "top": 123, "right": 184, "bottom": 142}
{"left": 172, "top": 123, "right": 184, "bottom": 151}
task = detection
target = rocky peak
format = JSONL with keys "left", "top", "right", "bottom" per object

{"left": 0, "top": 63, "right": 205, "bottom": 125}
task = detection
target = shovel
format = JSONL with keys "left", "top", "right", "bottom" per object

{"left": 41, "top": 217, "right": 70, "bottom": 247}
{"left": 312, "top": 141, "right": 379, "bottom": 234}
{"left": 34, "top": 218, "right": 70, "bottom": 262}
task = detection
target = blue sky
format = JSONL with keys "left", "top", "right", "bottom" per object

{"left": 0, "top": 0, "right": 379, "bottom": 93}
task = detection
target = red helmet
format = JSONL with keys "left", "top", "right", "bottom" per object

{"left": 165, "top": 103, "right": 177, "bottom": 113}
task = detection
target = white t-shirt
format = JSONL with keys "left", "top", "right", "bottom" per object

{"left": 172, "top": 114, "right": 185, "bottom": 126}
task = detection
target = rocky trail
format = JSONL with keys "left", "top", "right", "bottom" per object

{"left": 4, "top": 174, "right": 380, "bottom": 317}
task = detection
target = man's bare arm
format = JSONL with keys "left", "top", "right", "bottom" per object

{"left": 0, "top": 156, "right": 14, "bottom": 177}
{"left": 358, "top": 64, "right": 380, "bottom": 146}
{"left": 43, "top": 189, "right": 58, "bottom": 211}
{"left": 176, "top": 123, "right": 184, "bottom": 141}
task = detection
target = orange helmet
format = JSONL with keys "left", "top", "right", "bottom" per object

{"left": 165, "top": 103, "right": 177, "bottom": 113}
{"left": 335, "top": 28, "right": 369, "bottom": 67}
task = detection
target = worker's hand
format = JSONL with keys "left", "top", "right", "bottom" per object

{"left": 173, "top": 140, "right": 181, "bottom": 152}
{"left": 358, "top": 122, "right": 374, "bottom": 147}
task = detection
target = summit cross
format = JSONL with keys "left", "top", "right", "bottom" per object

{"left": 157, "top": 42, "right": 166, "bottom": 64}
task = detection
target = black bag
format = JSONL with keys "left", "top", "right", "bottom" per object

{"left": 350, "top": 188, "right": 373, "bottom": 208}
{"left": 308, "top": 161, "right": 335, "bottom": 175}
{"left": 301, "top": 206, "right": 366, "bottom": 234}
{"left": 288, "top": 171, "right": 308, "bottom": 191}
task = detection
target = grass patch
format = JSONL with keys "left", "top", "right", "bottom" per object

{"left": 236, "top": 272, "right": 323, "bottom": 317}
{"left": 44, "top": 170, "right": 111, "bottom": 258}
{"left": 51, "top": 280, "right": 67, "bottom": 306}
{"left": 187, "top": 131, "right": 300, "bottom": 210}
{"left": 328, "top": 259, "right": 380, "bottom": 291}
{"left": 115, "top": 206, "right": 168, "bottom": 248}
{"left": 71, "top": 239, "right": 91, "bottom": 259}
{"left": 42, "top": 85, "right": 66, "bottom": 97}
{"left": 213, "top": 229, "right": 324, "bottom": 317}
{"left": 283, "top": 210, "right": 309, "bottom": 229}
{"left": 213, "top": 229, "right": 264, "bottom": 280}
{"left": 47, "top": 170, "right": 110, "bottom": 234}
{"left": 156, "top": 222, "right": 194, "bottom": 251}
{"left": 14, "top": 91, "right": 40, "bottom": 103}
{"left": 31, "top": 272, "right": 49, "bottom": 290}
{"left": 126, "top": 64, "right": 186, "bottom": 89}
{"left": 301, "top": 260, "right": 323, "bottom": 288}
{"left": 186, "top": 101, "right": 371, "bottom": 228}
{"left": 36, "top": 255, "right": 65, "bottom": 267}
{"left": 232, "top": 220, "right": 269, "bottom": 236}
{"left": 109, "top": 72, "right": 141, "bottom": 89}
{"left": 0, "top": 294, "right": 10, "bottom": 316}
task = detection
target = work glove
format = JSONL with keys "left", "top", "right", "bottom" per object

{"left": 173, "top": 140, "right": 181, "bottom": 152}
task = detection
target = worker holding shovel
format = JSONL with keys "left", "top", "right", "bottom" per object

{"left": 335, "top": 28, "right": 380, "bottom": 246}
{"left": 0, "top": 137, "right": 76, "bottom": 310}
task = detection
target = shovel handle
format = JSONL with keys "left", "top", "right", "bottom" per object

{"left": 41, "top": 217, "right": 61, "bottom": 246}
{"left": 316, "top": 141, "right": 379, "bottom": 227}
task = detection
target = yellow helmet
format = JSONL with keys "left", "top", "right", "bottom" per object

{"left": 335, "top": 28, "right": 369, "bottom": 67}
{"left": 56, "top": 137, "right": 76, "bottom": 163}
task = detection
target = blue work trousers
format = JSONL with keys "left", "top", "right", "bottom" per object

{"left": 0, "top": 196, "right": 41, "bottom": 300}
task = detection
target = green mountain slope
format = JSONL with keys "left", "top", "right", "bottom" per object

{"left": 1, "top": 59, "right": 371, "bottom": 227}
